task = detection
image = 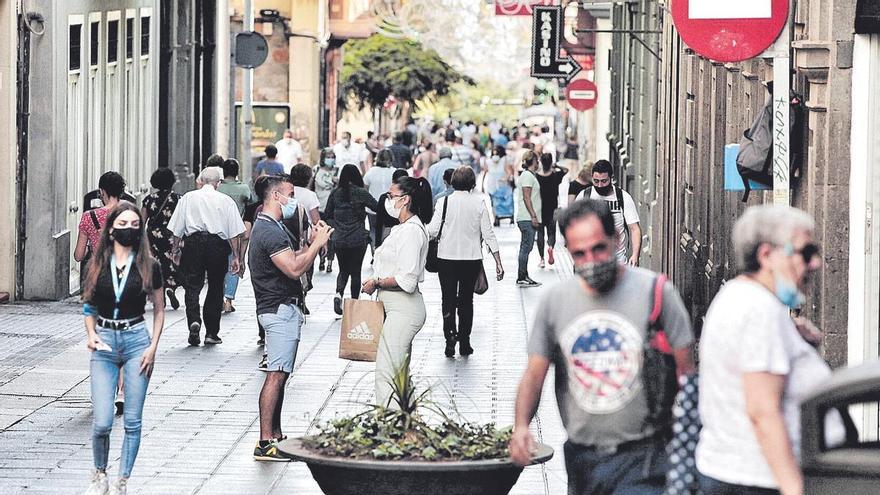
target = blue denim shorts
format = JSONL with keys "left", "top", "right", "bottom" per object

{"left": 257, "top": 304, "right": 303, "bottom": 373}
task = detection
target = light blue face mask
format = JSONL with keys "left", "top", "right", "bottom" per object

{"left": 278, "top": 195, "right": 299, "bottom": 220}
{"left": 324, "top": 158, "right": 336, "bottom": 167}
{"left": 775, "top": 244, "right": 806, "bottom": 309}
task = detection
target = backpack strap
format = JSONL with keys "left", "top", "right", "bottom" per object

{"left": 89, "top": 210, "right": 101, "bottom": 231}
{"left": 614, "top": 186, "right": 625, "bottom": 214}
{"left": 649, "top": 274, "right": 673, "bottom": 354}
{"left": 437, "top": 195, "right": 450, "bottom": 239}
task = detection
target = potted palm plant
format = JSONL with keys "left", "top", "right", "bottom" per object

{"left": 278, "top": 361, "right": 553, "bottom": 495}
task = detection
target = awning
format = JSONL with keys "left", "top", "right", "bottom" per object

{"left": 856, "top": 0, "right": 880, "bottom": 34}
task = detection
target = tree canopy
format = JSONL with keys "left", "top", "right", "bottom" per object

{"left": 339, "top": 35, "right": 473, "bottom": 111}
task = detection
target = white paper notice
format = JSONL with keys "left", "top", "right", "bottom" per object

{"left": 689, "top": 0, "right": 771, "bottom": 19}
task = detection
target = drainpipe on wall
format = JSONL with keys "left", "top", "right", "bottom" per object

{"left": 14, "top": 8, "right": 31, "bottom": 300}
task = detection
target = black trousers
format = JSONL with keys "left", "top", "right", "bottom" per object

{"left": 180, "top": 232, "right": 230, "bottom": 337}
{"left": 319, "top": 211, "right": 335, "bottom": 264}
{"left": 437, "top": 259, "right": 482, "bottom": 342}
{"left": 335, "top": 244, "right": 367, "bottom": 299}
{"left": 536, "top": 207, "right": 558, "bottom": 258}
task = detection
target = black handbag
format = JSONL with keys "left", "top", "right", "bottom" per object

{"left": 474, "top": 264, "right": 488, "bottom": 295}
{"left": 425, "top": 196, "right": 449, "bottom": 273}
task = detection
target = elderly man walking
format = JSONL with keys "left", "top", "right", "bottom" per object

{"left": 169, "top": 167, "right": 246, "bottom": 346}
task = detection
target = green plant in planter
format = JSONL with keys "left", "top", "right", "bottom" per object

{"left": 302, "top": 357, "right": 512, "bottom": 461}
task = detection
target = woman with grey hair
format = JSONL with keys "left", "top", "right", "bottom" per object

{"left": 696, "top": 205, "right": 844, "bottom": 495}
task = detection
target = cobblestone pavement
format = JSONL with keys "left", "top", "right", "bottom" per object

{"left": 0, "top": 222, "right": 575, "bottom": 494}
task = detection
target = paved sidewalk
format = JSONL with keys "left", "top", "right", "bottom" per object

{"left": 0, "top": 222, "right": 575, "bottom": 494}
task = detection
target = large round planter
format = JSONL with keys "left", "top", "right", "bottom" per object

{"left": 277, "top": 438, "right": 554, "bottom": 495}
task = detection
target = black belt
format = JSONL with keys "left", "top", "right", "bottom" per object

{"left": 97, "top": 315, "right": 145, "bottom": 330}
{"left": 184, "top": 232, "right": 223, "bottom": 239}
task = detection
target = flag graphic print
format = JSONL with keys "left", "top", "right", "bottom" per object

{"left": 560, "top": 311, "right": 643, "bottom": 414}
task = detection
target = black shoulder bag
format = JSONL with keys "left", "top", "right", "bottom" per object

{"left": 642, "top": 274, "right": 679, "bottom": 434}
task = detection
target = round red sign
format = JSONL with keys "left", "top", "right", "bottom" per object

{"left": 671, "top": 0, "right": 789, "bottom": 63}
{"left": 565, "top": 79, "right": 598, "bottom": 112}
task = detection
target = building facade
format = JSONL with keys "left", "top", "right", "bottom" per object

{"left": 605, "top": 0, "right": 878, "bottom": 371}
{"left": 3, "top": 0, "right": 223, "bottom": 301}
{"left": 16, "top": 0, "right": 160, "bottom": 300}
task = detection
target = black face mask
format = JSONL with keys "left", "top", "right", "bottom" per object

{"left": 112, "top": 227, "right": 141, "bottom": 248}
{"left": 595, "top": 185, "right": 613, "bottom": 196}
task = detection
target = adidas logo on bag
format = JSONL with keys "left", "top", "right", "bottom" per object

{"left": 347, "top": 322, "right": 375, "bottom": 341}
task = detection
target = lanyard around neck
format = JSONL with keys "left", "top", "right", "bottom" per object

{"left": 110, "top": 253, "right": 135, "bottom": 319}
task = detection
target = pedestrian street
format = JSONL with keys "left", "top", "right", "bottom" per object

{"left": 0, "top": 220, "right": 570, "bottom": 495}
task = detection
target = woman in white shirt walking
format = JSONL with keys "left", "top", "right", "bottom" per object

{"left": 361, "top": 176, "right": 433, "bottom": 407}
{"left": 427, "top": 167, "right": 504, "bottom": 357}
{"left": 697, "top": 205, "right": 844, "bottom": 495}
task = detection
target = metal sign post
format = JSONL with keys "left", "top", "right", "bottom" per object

{"left": 770, "top": 2, "right": 792, "bottom": 206}
{"left": 242, "top": 0, "right": 255, "bottom": 183}
{"left": 530, "top": 6, "right": 582, "bottom": 83}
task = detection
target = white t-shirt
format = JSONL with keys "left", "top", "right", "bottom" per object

{"left": 696, "top": 279, "right": 844, "bottom": 489}
{"left": 576, "top": 187, "right": 639, "bottom": 262}
{"left": 293, "top": 186, "right": 320, "bottom": 223}
{"left": 363, "top": 166, "right": 395, "bottom": 200}
{"left": 333, "top": 142, "right": 364, "bottom": 168}
{"left": 275, "top": 138, "right": 304, "bottom": 174}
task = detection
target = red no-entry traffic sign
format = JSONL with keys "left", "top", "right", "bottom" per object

{"left": 566, "top": 79, "right": 598, "bottom": 112}
{"left": 671, "top": 0, "right": 790, "bottom": 63}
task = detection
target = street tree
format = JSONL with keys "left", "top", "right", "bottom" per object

{"left": 339, "top": 35, "right": 474, "bottom": 113}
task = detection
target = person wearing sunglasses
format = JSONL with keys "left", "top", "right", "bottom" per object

{"left": 696, "top": 205, "right": 844, "bottom": 495}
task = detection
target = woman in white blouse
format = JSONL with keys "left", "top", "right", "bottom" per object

{"left": 427, "top": 167, "right": 504, "bottom": 357}
{"left": 361, "top": 176, "right": 433, "bottom": 407}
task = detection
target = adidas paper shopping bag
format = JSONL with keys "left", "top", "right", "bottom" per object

{"left": 339, "top": 298, "right": 385, "bottom": 362}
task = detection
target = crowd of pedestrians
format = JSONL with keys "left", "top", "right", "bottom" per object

{"left": 76, "top": 120, "right": 842, "bottom": 495}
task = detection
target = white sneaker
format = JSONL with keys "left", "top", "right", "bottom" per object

{"left": 109, "top": 478, "right": 127, "bottom": 495}
{"left": 84, "top": 471, "right": 108, "bottom": 495}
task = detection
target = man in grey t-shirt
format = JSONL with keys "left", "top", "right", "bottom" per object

{"left": 510, "top": 199, "right": 695, "bottom": 494}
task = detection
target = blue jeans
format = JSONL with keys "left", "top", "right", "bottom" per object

{"left": 517, "top": 220, "right": 537, "bottom": 280}
{"left": 224, "top": 253, "right": 239, "bottom": 300}
{"left": 257, "top": 304, "right": 303, "bottom": 374}
{"left": 563, "top": 437, "right": 669, "bottom": 495}
{"left": 90, "top": 324, "right": 152, "bottom": 478}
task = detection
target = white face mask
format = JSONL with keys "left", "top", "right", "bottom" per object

{"left": 385, "top": 196, "right": 403, "bottom": 219}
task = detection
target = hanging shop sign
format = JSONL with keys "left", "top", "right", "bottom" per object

{"left": 530, "top": 5, "right": 582, "bottom": 83}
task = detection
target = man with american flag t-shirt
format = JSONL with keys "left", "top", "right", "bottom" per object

{"left": 509, "top": 199, "right": 695, "bottom": 494}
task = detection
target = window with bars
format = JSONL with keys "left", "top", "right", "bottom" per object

{"left": 108, "top": 20, "right": 119, "bottom": 63}
{"left": 90, "top": 21, "right": 99, "bottom": 66}
{"left": 69, "top": 24, "right": 82, "bottom": 71}
{"left": 126, "top": 18, "right": 134, "bottom": 59}
{"left": 141, "top": 17, "right": 150, "bottom": 56}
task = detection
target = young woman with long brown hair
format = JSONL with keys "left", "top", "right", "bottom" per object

{"left": 82, "top": 201, "right": 165, "bottom": 495}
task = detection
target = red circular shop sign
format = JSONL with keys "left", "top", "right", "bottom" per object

{"left": 671, "top": 0, "right": 790, "bottom": 63}
{"left": 566, "top": 79, "right": 598, "bottom": 112}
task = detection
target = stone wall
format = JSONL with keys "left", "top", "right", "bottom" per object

{"left": 609, "top": 0, "right": 855, "bottom": 367}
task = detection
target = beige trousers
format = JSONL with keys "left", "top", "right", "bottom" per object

{"left": 375, "top": 288, "right": 427, "bottom": 407}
